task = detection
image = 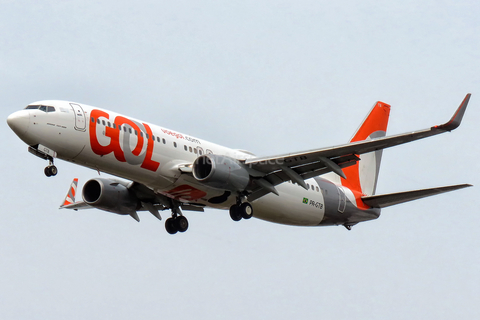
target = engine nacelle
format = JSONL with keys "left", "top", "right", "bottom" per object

{"left": 82, "top": 178, "right": 139, "bottom": 215}
{"left": 192, "top": 154, "right": 250, "bottom": 191}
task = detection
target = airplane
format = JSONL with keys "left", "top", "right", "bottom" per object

{"left": 6, "top": 94, "right": 472, "bottom": 234}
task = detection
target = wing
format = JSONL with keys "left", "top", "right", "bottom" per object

{"left": 244, "top": 94, "right": 471, "bottom": 201}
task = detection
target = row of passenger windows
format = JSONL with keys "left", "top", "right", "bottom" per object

{"left": 25, "top": 105, "right": 56, "bottom": 112}
{"left": 92, "top": 117, "right": 167, "bottom": 144}
{"left": 287, "top": 180, "right": 320, "bottom": 192}
{"left": 91, "top": 117, "right": 205, "bottom": 155}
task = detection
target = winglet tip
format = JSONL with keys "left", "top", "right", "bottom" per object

{"left": 435, "top": 93, "right": 471, "bottom": 131}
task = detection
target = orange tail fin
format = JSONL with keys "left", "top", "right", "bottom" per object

{"left": 341, "top": 101, "right": 390, "bottom": 199}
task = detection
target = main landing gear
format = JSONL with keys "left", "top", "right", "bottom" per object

{"left": 229, "top": 201, "right": 253, "bottom": 221}
{"left": 165, "top": 205, "right": 189, "bottom": 235}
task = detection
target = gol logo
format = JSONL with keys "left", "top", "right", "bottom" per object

{"left": 89, "top": 109, "right": 160, "bottom": 172}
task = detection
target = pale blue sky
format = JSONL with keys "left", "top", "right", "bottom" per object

{"left": 1, "top": 1, "right": 479, "bottom": 319}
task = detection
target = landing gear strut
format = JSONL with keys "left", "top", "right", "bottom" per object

{"left": 165, "top": 204, "right": 189, "bottom": 235}
{"left": 229, "top": 200, "right": 253, "bottom": 221}
{"left": 27, "top": 145, "right": 58, "bottom": 177}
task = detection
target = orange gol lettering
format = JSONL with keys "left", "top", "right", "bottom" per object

{"left": 89, "top": 109, "right": 160, "bottom": 172}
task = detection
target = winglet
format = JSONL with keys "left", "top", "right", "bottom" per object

{"left": 61, "top": 178, "right": 78, "bottom": 207}
{"left": 435, "top": 93, "right": 471, "bottom": 131}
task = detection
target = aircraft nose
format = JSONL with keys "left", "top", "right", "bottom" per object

{"left": 7, "top": 110, "right": 30, "bottom": 137}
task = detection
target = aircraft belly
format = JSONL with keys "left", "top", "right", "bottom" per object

{"left": 252, "top": 183, "right": 325, "bottom": 226}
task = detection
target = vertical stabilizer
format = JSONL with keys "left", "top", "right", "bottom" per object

{"left": 341, "top": 101, "right": 390, "bottom": 197}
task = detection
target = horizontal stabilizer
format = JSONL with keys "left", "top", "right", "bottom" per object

{"left": 361, "top": 184, "right": 472, "bottom": 208}
{"left": 60, "top": 201, "right": 91, "bottom": 210}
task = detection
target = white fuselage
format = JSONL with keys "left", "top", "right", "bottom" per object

{"left": 9, "top": 100, "right": 341, "bottom": 226}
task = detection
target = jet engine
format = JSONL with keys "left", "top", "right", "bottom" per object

{"left": 192, "top": 154, "right": 250, "bottom": 191}
{"left": 82, "top": 178, "right": 139, "bottom": 215}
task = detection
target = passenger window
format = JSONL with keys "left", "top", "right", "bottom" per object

{"left": 306, "top": 183, "right": 310, "bottom": 189}
{"left": 107, "top": 121, "right": 111, "bottom": 127}
{"left": 102, "top": 120, "right": 106, "bottom": 126}
{"left": 97, "top": 119, "right": 101, "bottom": 124}
{"left": 194, "top": 148, "right": 197, "bottom": 154}
{"left": 184, "top": 145, "right": 188, "bottom": 151}
{"left": 140, "top": 132, "right": 143, "bottom": 137}
{"left": 173, "top": 142, "right": 177, "bottom": 148}
{"left": 113, "top": 123, "right": 116, "bottom": 129}
{"left": 162, "top": 138, "right": 166, "bottom": 144}
{"left": 311, "top": 185, "right": 314, "bottom": 190}
{"left": 157, "top": 137, "right": 160, "bottom": 142}
{"left": 91, "top": 117, "right": 95, "bottom": 123}
{"left": 189, "top": 146, "right": 192, "bottom": 152}
{"left": 316, "top": 186, "right": 319, "bottom": 192}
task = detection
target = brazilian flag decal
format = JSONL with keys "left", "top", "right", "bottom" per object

{"left": 302, "top": 198, "right": 308, "bottom": 204}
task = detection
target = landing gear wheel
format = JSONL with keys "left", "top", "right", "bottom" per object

{"left": 229, "top": 205, "right": 242, "bottom": 221}
{"left": 49, "top": 165, "right": 58, "bottom": 176}
{"left": 165, "top": 218, "right": 178, "bottom": 234}
{"left": 175, "top": 216, "right": 189, "bottom": 233}
{"left": 44, "top": 165, "right": 58, "bottom": 177}
{"left": 240, "top": 203, "right": 253, "bottom": 219}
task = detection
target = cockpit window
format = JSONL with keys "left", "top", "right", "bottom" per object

{"left": 24, "top": 105, "right": 56, "bottom": 112}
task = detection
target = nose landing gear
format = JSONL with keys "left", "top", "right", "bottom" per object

{"left": 27, "top": 145, "right": 58, "bottom": 177}
{"left": 44, "top": 162, "right": 58, "bottom": 177}
{"left": 44, "top": 158, "right": 57, "bottom": 177}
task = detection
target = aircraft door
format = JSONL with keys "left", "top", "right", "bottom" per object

{"left": 70, "top": 103, "right": 86, "bottom": 131}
